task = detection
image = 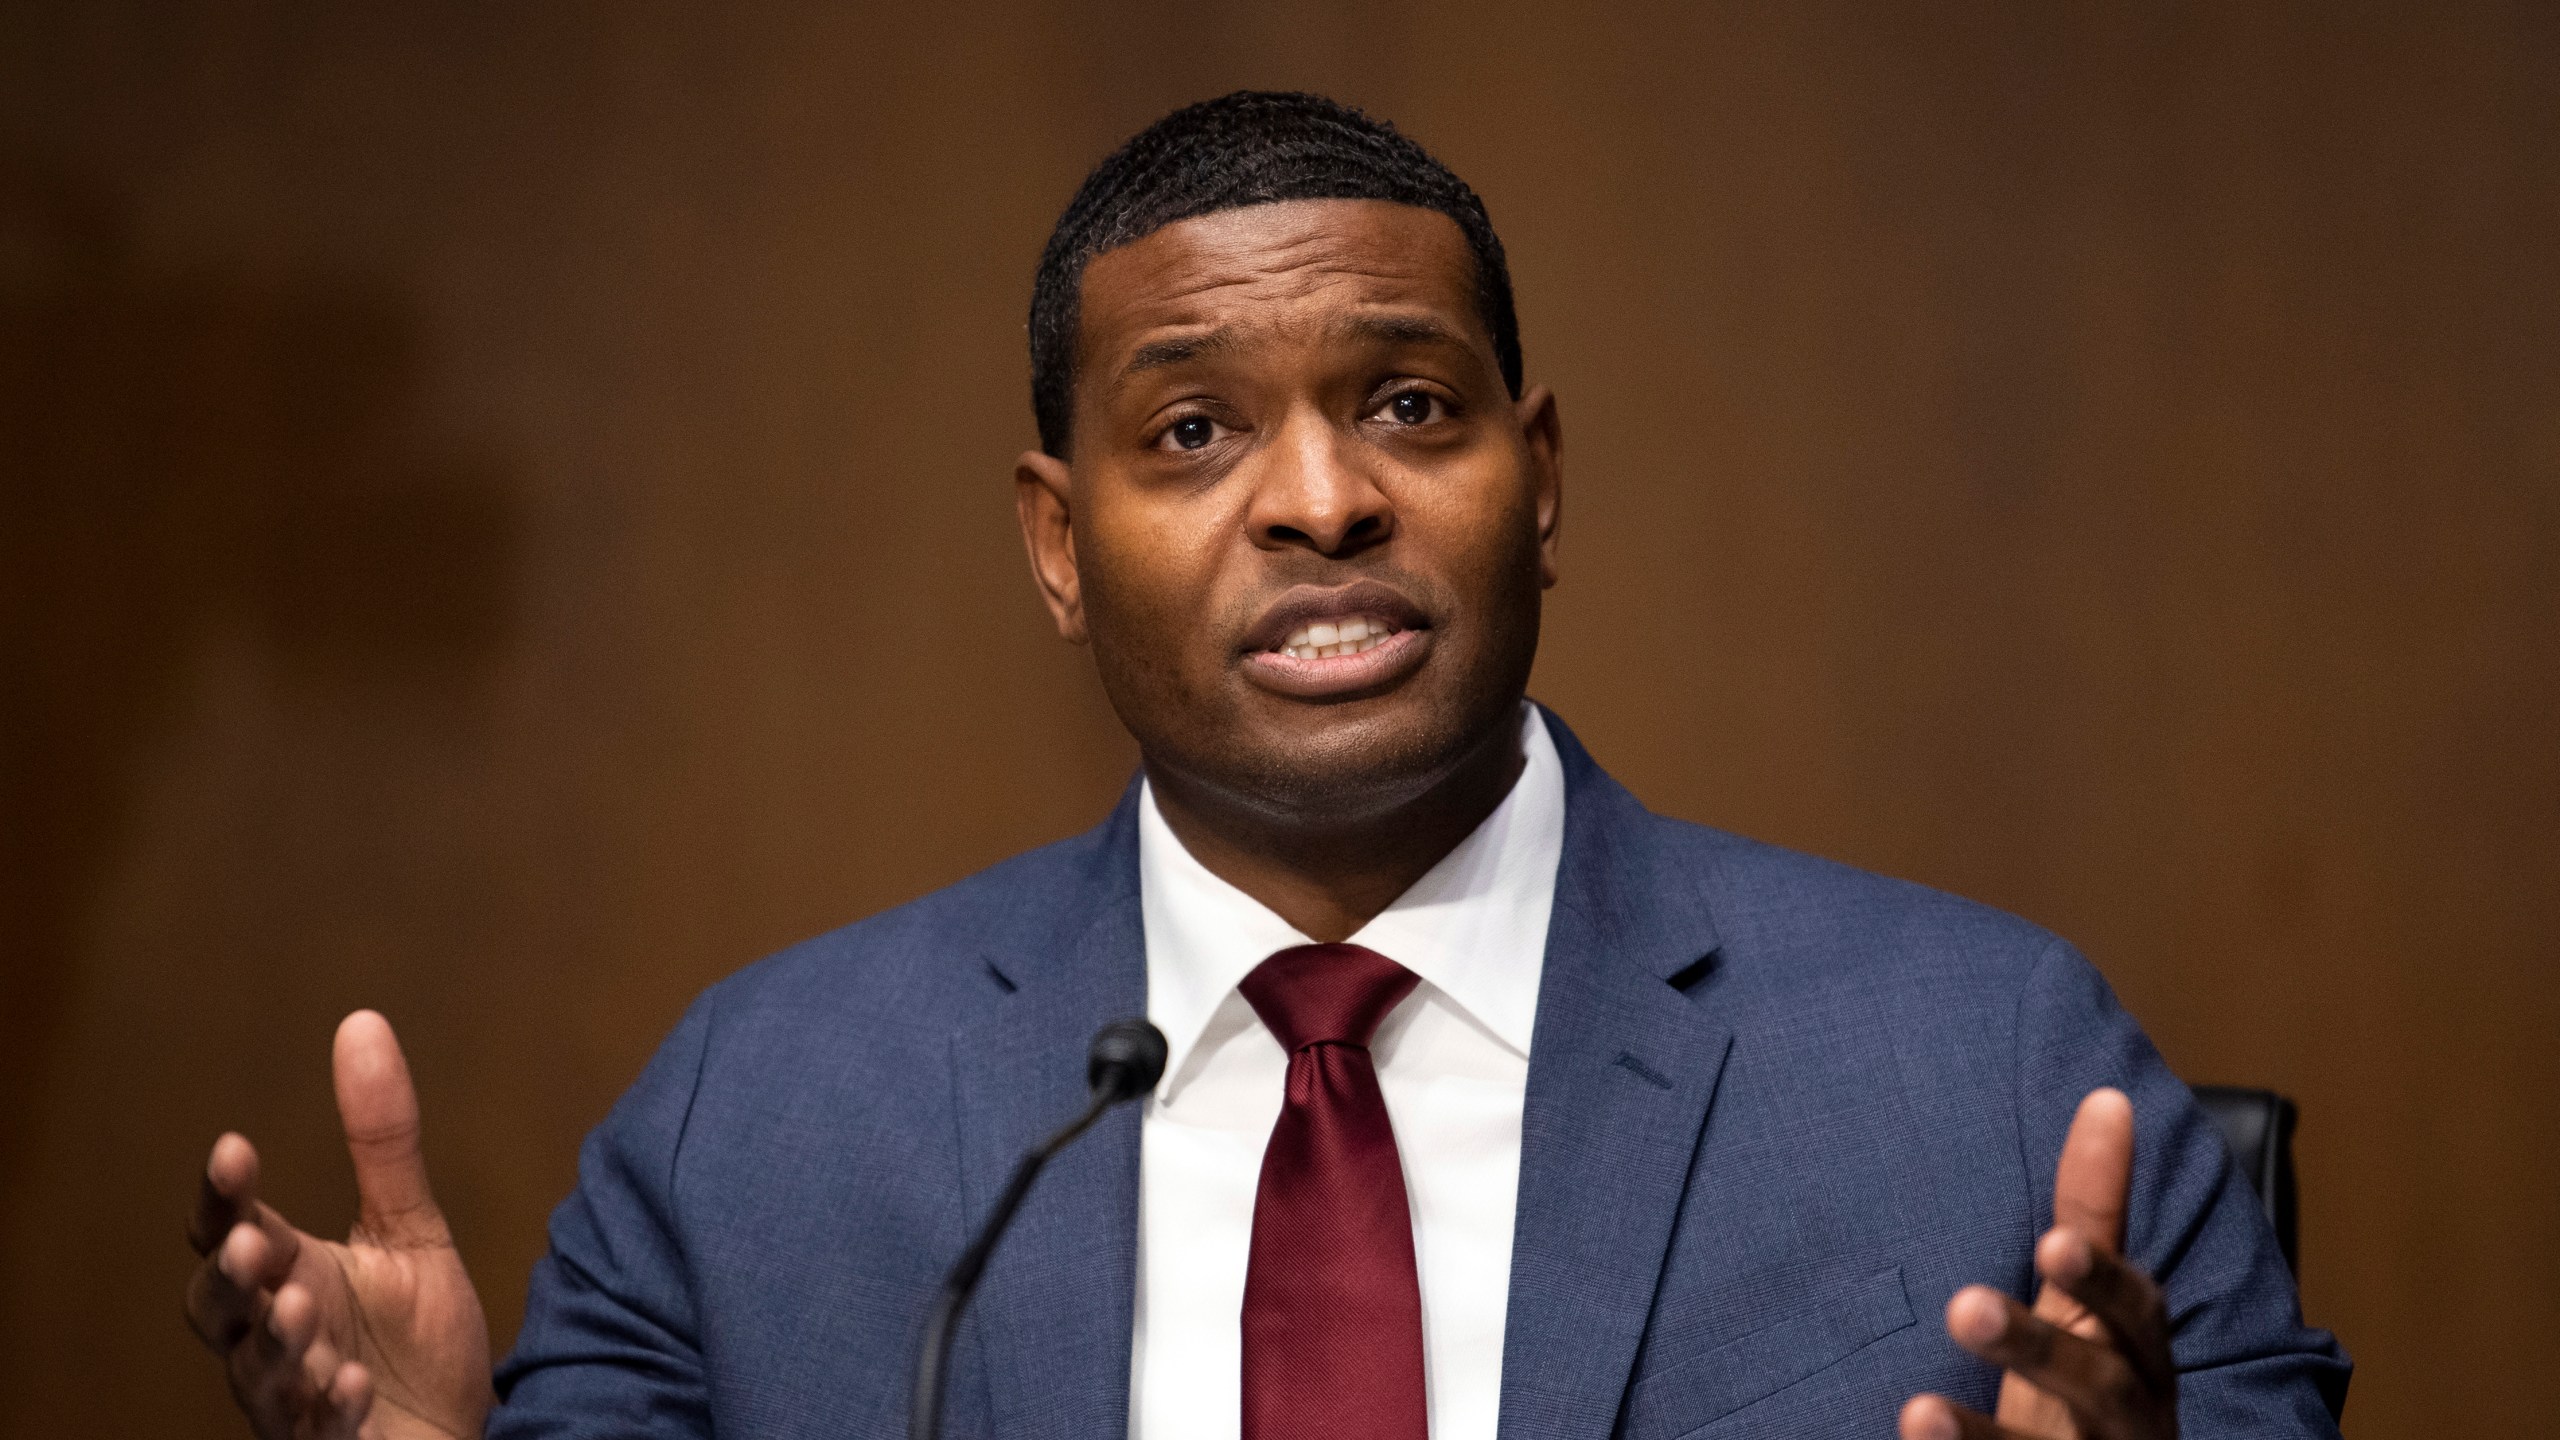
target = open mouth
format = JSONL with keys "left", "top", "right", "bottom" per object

{"left": 1272, "top": 614, "right": 1404, "bottom": 661}
{"left": 1239, "top": 581, "right": 1435, "bottom": 699}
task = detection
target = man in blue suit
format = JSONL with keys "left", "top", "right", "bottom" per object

{"left": 186, "top": 93, "right": 2347, "bottom": 1440}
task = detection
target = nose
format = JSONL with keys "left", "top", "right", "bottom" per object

{"left": 1244, "top": 412, "right": 1394, "bottom": 558}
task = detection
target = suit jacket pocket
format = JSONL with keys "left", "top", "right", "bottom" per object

{"left": 1620, "top": 1265, "right": 1916, "bottom": 1440}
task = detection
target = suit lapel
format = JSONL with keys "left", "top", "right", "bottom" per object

{"left": 1499, "top": 714, "right": 1732, "bottom": 1440}
{"left": 949, "top": 795, "right": 1148, "bottom": 1440}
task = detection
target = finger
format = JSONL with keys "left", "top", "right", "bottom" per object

{"left": 333, "top": 1009, "right": 449, "bottom": 1247}
{"left": 221, "top": 1212, "right": 302, "bottom": 1294}
{"left": 269, "top": 1283, "right": 320, "bottom": 1372}
{"left": 184, "top": 1249, "right": 260, "bottom": 1353}
{"left": 191, "top": 1132, "right": 260, "bottom": 1255}
{"left": 2051, "top": 1088, "right": 2134, "bottom": 1252}
{"left": 188, "top": 1217, "right": 290, "bottom": 1352}
{"left": 301, "top": 1335, "right": 344, "bottom": 1411}
{"left": 1946, "top": 1285, "right": 2143, "bottom": 1429}
{"left": 2038, "top": 1227, "right": 2174, "bottom": 1394}
{"left": 316, "top": 1359, "right": 374, "bottom": 1440}
{"left": 226, "top": 1283, "right": 306, "bottom": 1430}
{"left": 1899, "top": 1393, "right": 2026, "bottom": 1440}
{"left": 187, "top": 1191, "right": 311, "bottom": 1358}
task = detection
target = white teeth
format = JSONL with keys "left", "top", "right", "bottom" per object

{"left": 1280, "top": 609, "right": 1402, "bottom": 655}
{"left": 1273, "top": 617, "right": 1398, "bottom": 661}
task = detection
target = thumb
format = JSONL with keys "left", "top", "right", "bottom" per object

{"left": 332, "top": 1010, "right": 450, "bottom": 1248}
{"left": 2051, "top": 1086, "right": 2134, "bottom": 1252}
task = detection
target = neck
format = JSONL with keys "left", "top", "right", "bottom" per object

{"left": 1145, "top": 713, "right": 1528, "bottom": 943}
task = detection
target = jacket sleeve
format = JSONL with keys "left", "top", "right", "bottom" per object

{"left": 488, "top": 995, "right": 717, "bottom": 1438}
{"left": 2014, "top": 940, "right": 2351, "bottom": 1436}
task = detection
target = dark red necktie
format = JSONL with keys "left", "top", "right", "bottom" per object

{"left": 1237, "top": 943, "right": 1429, "bottom": 1440}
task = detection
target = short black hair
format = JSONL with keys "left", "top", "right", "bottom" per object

{"left": 1029, "top": 90, "right": 1523, "bottom": 459}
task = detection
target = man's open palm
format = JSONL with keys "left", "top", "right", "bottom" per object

{"left": 184, "top": 1011, "right": 494, "bottom": 1440}
{"left": 1900, "top": 1088, "right": 2180, "bottom": 1440}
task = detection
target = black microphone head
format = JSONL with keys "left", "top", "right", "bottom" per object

{"left": 1087, "top": 1019, "right": 1168, "bottom": 1104}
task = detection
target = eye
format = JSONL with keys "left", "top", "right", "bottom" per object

{"left": 1380, "top": 390, "right": 1444, "bottom": 426}
{"left": 1158, "top": 415, "right": 1222, "bottom": 452}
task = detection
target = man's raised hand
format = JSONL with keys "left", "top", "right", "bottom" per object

{"left": 1900, "top": 1088, "right": 2179, "bottom": 1440}
{"left": 184, "top": 1011, "right": 495, "bottom": 1440}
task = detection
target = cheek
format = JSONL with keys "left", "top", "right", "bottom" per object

{"left": 1400, "top": 466, "right": 1543, "bottom": 609}
{"left": 1086, "top": 509, "right": 1210, "bottom": 619}
{"left": 1077, "top": 503, "right": 1237, "bottom": 686}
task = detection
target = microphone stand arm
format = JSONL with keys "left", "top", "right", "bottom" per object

{"left": 908, "top": 1088, "right": 1120, "bottom": 1440}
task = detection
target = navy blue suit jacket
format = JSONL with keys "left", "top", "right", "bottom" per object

{"left": 493, "top": 711, "right": 2348, "bottom": 1438}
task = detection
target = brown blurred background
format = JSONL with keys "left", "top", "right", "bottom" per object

{"left": 3, "top": 1, "right": 2553, "bottom": 1435}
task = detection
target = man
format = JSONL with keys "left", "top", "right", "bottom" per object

{"left": 184, "top": 92, "right": 2348, "bottom": 1440}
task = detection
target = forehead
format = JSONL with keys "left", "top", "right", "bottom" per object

{"left": 1075, "top": 199, "right": 1484, "bottom": 369}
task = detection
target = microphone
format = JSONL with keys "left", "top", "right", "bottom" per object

{"left": 910, "top": 1018, "right": 1168, "bottom": 1440}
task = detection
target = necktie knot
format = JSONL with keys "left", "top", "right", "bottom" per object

{"left": 1240, "top": 943, "right": 1419, "bottom": 1053}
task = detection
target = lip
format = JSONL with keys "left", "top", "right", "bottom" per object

{"left": 1238, "top": 580, "right": 1431, "bottom": 653}
{"left": 1238, "top": 579, "right": 1435, "bottom": 701}
{"left": 1244, "top": 626, "right": 1433, "bottom": 699}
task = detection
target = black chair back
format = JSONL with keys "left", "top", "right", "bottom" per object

{"left": 2189, "top": 1085, "right": 2300, "bottom": 1275}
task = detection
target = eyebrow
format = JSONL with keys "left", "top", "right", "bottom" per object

{"left": 1123, "top": 329, "right": 1236, "bottom": 376}
{"left": 1332, "top": 312, "right": 1465, "bottom": 349}
{"left": 1119, "top": 313, "right": 1467, "bottom": 380}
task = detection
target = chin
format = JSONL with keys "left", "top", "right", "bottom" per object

{"left": 1209, "top": 689, "right": 1505, "bottom": 822}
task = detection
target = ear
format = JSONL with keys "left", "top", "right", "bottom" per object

{"left": 1015, "top": 448, "right": 1088, "bottom": 643}
{"left": 1515, "top": 384, "right": 1563, "bottom": 588}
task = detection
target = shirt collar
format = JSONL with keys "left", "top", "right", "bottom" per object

{"left": 1138, "top": 703, "right": 1566, "bottom": 1097}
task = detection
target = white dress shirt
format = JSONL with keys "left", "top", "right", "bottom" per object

{"left": 1130, "top": 704, "right": 1566, "bottom": 1440}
